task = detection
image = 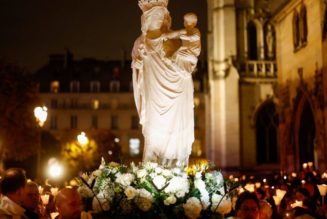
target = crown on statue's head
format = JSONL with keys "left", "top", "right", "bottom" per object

{"left": 138, "top": 0, "right": 169, "bottom": 11}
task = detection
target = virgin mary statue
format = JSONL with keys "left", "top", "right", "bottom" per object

{"left": 132, "top": 0, "right": 200, "bottom": 167}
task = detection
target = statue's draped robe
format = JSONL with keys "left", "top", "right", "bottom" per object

{"left": 132, "top": 6, "right": 195, "bottom": 166}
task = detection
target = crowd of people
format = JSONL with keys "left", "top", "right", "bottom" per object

{"left": 0, "top": 166, "right": 326, "bottom": 219}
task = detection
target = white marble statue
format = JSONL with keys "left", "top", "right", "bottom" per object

{"left": 132, "top": 0, "right": 201, "bottom": 167}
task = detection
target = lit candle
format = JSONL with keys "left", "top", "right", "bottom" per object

{"left": 50, "top": 187, "right": 59, "bottom": 196}
{"left": 273, "top": 195, "right": 281, "bottom": 206}
{"left": 291, "top": 200, "right": 303, "bottom": 208}
{"left": 276, "top": 189, "right": 287, "bottom": 200}
{"left": 38, "top": 186, "right": 44, "bottom": 195}
{"left": 308, "top": 162, "right": 313, "bottom": 168}
{"left": 41, "top": 194, "right": 50, "bottom": 205}
{"left": 302, "top": 163, "right": 308, "bottom": 169}
{"left": 255, "top": 182, "right": 261, "bottom": 189}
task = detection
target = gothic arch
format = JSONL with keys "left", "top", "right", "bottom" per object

{"left": 291, "top": 85, "right": 321, "bottom": 170}
{"left": 247, "top": 19, "right": 264, "bottom": 60}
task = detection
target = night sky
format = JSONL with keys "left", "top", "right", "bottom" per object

{"left": 0, "top": 0, "right": 207, "bottom": 72}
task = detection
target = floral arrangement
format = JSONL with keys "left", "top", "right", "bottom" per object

{"left": 77, "top": 159, "right": 238, "bottom": 219}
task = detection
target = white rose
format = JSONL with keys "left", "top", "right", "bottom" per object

{"left": 153, "top": 175, "right": 166, "bottom": 190}
{"left": 124, "top": 186, "right": 138, "bottom": 200}
{"left": 164, "top": 195, "right": 177, "bottom": 206}
{"left": 115, "top": 173, "right": 134, "bottom": 187}
{"left": 137, "top": 169, "right": 147, "bottom": 179}
{"left": 162, "top": 169, "right": 173, "bottom": 177}
{"left": 183, "top": 197, "right": 202, "bottom": 219}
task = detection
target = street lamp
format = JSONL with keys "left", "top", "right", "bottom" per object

{"left": 34, "top": 106, "right": 48, "bottom": 181}
{"left": 77, "top": 132, "right": 89, "bottom": 146}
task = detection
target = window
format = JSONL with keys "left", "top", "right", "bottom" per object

{"left": 70, "top": 115, "right": 78, "bottom": 129}
{"left": 90, "top": 81, "right": 101, "bottom": 93}
{"left": 91, "top": 115, "right": 98, "bottom": 129}
{"left": 110, "top": 80, "right": 120, "bottom": 92}
{"left": 299, "top": 4, "right": 308, "bottom": 45}
{"left": 111, "top": 115, "right": 118, "bottom": 130}
{"left": 50, "top": 81, "right": 60, "bottom": 93}
{"left": 70, "top": 80, "right": 80, "bottom": 93}
{"left": 247, "top": 21, "right": 258, "bottom": 60}
{"left": 129, "top": 138, "right": 140, "bottom": 157}
{"left": 131, "top": 116, "right": 139, "bottom": 129}
{"left": 92, "top": 99, "right": 100, "bottom": 110}
{"left": 293, "top": 10, "right": 300, "bottom": 50}
{"left": 50, "top": 115, "right": 57, "bottom": 130}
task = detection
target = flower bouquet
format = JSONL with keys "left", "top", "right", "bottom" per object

{"left": 77, "top": 159, "right": 238, "bottom": 219}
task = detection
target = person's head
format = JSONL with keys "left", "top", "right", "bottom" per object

{"left": 259, "top": 200, "right": 272, "bottom": 219}
{"left": 22, "top": 181, "right": 40, "bottom": 210}
{"left": 55, "top": 187, "right": 82, "bottom": 219}
{"left": 235, "top": 191, "right": 260, "bottom": 219}
{"left": 0, "top": 168, "right": 27, "bottom": 203}
{"left": 183, "top": 13, "right": 197, "bottom": 29}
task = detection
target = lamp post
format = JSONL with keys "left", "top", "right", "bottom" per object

{"left": 34, "top": 106, "right": 48, "bottom": 181}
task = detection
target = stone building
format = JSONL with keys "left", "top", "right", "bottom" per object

{"left": 207, "top": 0, "right": 327, "bottom": 172}
{"left": 34, "top": 51, "right": 207, "bottom": 163}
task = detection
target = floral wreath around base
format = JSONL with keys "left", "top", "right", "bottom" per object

{"left": 77, "top": 159, "right": 238, "bottom": 219}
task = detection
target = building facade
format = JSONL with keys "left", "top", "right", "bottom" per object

{"left": 34, "top": 52, "right": 207, "bottom": 162}
{"left": 207, "top": 0, "right": 327, "bottom": 172}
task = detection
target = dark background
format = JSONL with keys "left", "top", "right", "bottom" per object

{"left": 0, "top": 0, "right": 207, "bottom": 72}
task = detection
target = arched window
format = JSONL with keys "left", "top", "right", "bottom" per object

{"left": 256, "top": 101, "right": 278, "bottom": 164}
{"left": 247, "top": 21, "right": 258, "bottom": 60}
{"left": 90, "top": 80, "right": 101, "bottom": 93}
{"left": 70, "top": 80, "right": 80, "bottom": 93}
{"left": 293, "top": 10, "right": 300, "bottom": 50}
{"left": 299, "top": 4, "right": 308, "bottom": 45}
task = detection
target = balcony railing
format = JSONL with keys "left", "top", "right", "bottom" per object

{"left": 240, "top": 60, "right": 277, "bottom": 78}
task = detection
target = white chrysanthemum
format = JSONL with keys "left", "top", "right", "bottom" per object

{"left": 136, "top": 169, "right": 147, "bottom": 179}
{"left": 92, "top": 191, "right": 110, "bottom": 212}
{"left": 164, "top": 176, "right": 189, "bottom": 198}
{"left": 162, "top": 169, "right": 173, "bottom": 177}
{"left": 183, "top": 197, "right": 202, "bottom": 219}
{"left": 163, "top": 195, "right": 176, "bottom": 206}
{"left": 115, "top": 173, "right": 135, "bottom": 187}
{"left": 135, "top": 189, "right": 153, "bottom": 212}
{"left": 211, "top": 194, "right": 232, "bottom": 215}
{"left": 155, "top": 166, "right": 163, "bottom": 174}
{"left": 124, "top": 186, "right": 138, "bottom": 200}
{"left": 144, "top": 162, "right": 158, "bottom": 170}
{"left": 153, "top": 175, "right": 166, "bottom": 190}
